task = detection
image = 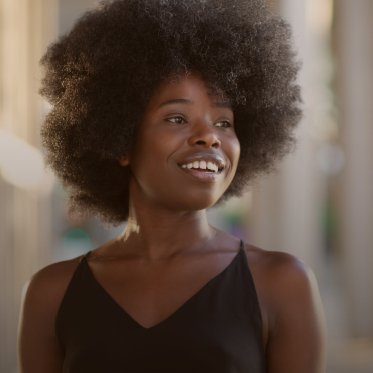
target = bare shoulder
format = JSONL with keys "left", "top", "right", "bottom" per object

{"left": 243, "top": 241, "right": 308, "bottom": 270}
{"left": 20, "top": 254, "right": 86, "bottom": 334}
{"left": 242, "top": 242, "right": 326, "bottom": 373}
{"left": 243, "top": 242, "right": 318, "bottom": 298}
{"left": 19, "top": 254, "right": 87, "bottom": 373}
{"left": 24, "top": 254, "right": 85, "bottom": 310}
{"left": 242, "top": 242, "right": 323, "bottom": 323}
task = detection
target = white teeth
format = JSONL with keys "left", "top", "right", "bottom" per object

{"left": 207, "top": 161, "right": 215, "bottom": 172}
{"left": 181, "top": 160, "right": 221, "bottom": 173}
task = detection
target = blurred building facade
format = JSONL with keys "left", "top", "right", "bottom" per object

{"left": 0, "top": 0, "right": 372, "bottom": 372}
{"left": 0, "top": 1, "right": 58, "bottom": 371}
{"left": 249, "top": 0, "right": 373, "bottom": 371}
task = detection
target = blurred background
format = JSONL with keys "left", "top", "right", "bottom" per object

{"left": 0, "top": 0, "right": 372, "bottom": 372}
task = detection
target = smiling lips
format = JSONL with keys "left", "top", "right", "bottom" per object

{"left": 178, "top": 154, "right": 226, "bottom": 181}
{"left": 181, "top": 160, "right": 220, "bottom": 173}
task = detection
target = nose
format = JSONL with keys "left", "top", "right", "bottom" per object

{"left": 188, "top": 123, "right": 221, "bottom": 149}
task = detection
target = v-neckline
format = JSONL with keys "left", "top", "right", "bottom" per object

{"left": 82, "top": 241, "right": 244, "bottom": 331}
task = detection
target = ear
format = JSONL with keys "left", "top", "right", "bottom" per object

{"left": 118, "top": 155, "right": 130, "bottom": 166}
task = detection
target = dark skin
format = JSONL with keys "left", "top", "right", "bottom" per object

{"left": 18, "top": 74, "right": 325, "bottom": 372}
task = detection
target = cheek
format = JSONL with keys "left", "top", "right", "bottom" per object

{"left": 226, "top": 136, "right": 241, "bottom": 171}
{"left": 234, "top": 138, "right": 241, "bottom": 162}
{"left": 129, "top": 136, "right": 173, "bottom": 187}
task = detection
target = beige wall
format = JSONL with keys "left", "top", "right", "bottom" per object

{"left": 334, "top": 0, "right": 373, "bottom": 337}
{"left": 248, "top": 0, "right": 373, "bottom": 370}
{"left": 248, "top": 0, "right": 327, "bottom": 274}
{"left": 0, "top": 1, "right": 58, "bottom": 371}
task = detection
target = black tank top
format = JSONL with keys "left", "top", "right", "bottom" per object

{"left": 56, "top": 241, "right": 266, "bottom": 372}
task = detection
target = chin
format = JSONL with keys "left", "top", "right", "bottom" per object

{"left": 174, "top": 193, "right": 221, "bottom": 212}
{"left": 152, "top": 186, "right": 226, "bottom": 212}
{"left": 187, "top": 200, "right": 217, "bottom": 211}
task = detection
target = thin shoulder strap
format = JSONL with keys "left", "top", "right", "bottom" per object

{"left": 238, "top": 240, "right": 264, "bottom": 330}
{"left": 78, "top": 250, "right": 92, "bottom": 263}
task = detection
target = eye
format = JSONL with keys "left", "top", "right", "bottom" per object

{"left": 215, "top": 120, "right": 233, "bottom": 128}
{"left": 166, "top": 115, "right": 187, "bottom": 125}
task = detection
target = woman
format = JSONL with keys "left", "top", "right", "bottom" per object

{"left": 18, "top": 0, "right": 325, "bottom": 372}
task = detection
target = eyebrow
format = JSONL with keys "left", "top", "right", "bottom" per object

{"left": 157, "top": 98, "right": 232, "bottom": 109}
{"left": 158, "top": 98, "right": 192, "bottom": 108}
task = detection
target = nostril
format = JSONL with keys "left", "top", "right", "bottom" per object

{"left": 190, "top": 134, "right": 221, "bottom": 148}
{"left": 194, "top": 139, "right": 221, "bottom": 148}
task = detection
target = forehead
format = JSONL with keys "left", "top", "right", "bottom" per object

{"left": 147, "top": 73, "right": 231, "bottom": 109}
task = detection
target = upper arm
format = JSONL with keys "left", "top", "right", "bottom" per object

{"left": 265, "top": 255, "right": 326, "bottom": 373}
{"left": 18, "top": 260, "right": 79, "bottom": 373}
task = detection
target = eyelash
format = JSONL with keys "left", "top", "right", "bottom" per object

{"left": 215, "top": 120, "right": 232, "bottom": 128}
{"left": 166, "top": 115, "right": 233, "bottom": 128}
{"left": 166, "top": 116, "right": 186, "bottom": 125}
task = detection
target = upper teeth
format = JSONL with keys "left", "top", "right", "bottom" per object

{"left": 181, "top": 160, "right": 220, "bottom": 173}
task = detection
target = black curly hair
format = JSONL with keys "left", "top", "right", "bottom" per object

{"left": 40, "top": 0, "right": 301, "bottom": 224}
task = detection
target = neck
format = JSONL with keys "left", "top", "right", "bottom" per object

{"left": 117, "top": 200, "right": 216, "bottom": 261}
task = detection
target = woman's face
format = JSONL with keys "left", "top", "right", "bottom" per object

{"left": 125, "top": 73, "right": 240, "bottom": 211}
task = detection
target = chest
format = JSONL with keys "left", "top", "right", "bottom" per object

{"left": 85, "top": 252, "right": 238, "bottom": 329}
{"left": 57, "top": 248, "right": 266, "bottom": 373}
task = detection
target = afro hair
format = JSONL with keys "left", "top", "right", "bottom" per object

{"left": 40, "top": 0, "right": 302, "bottom": 224}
